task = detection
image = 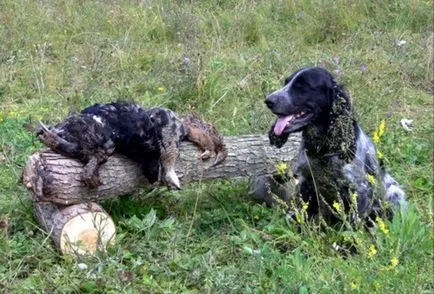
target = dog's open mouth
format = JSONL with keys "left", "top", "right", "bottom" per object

{"left": 273, "top": 111, "right": 313, "bottom": 135}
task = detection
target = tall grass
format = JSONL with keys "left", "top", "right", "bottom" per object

{"left": 0, "top": 0, "right": 432, "bottom": 292}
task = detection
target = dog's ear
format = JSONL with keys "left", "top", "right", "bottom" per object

{"left": 268, "top": 123, "right": 290, "bottom": 148}
{"left": 327, "top": 84, "right": 357, "bottom": 162}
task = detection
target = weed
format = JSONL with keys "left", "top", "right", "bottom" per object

{"left": 0, "top": 0, "right": 432, "bottom": 292}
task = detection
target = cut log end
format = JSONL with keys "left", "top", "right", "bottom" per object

{"left": 34, "top": 202, "right": 116, "bottom": 255}
{"left": 60, "top": 210, "right": 116, "bottom": 255}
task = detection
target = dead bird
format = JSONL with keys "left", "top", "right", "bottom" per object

{"left": 37, "top": 102, "right": 162, "bottom": 188}
{"left": 38, "top": 103, "right": 227, "bottom": 190}
{"left": 145, "top": 107, "right": 188, "bottom": 189}
{"left": 145, "top": 107, "right": 228, "bottom": 189}
{"left": 37, "top": 114, "right": 115, "bottom": 188}
{"left": 181, "top": 111, "right": 228, "bottom": 166}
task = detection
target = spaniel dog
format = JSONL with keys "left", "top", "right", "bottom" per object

{"left": 260, "top": 67, "right": 407, "bottom": 224}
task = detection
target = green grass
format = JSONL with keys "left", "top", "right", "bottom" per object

{"left": 0, "top": 0, "right": 433, "bottom": 292}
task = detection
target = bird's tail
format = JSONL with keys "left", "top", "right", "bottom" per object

{"left": 37, "top": 121, "right": 80, "bottom": 158}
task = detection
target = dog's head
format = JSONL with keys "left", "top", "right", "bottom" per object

{"left": 265, "top": 67, "right": 347, "bottom": 147}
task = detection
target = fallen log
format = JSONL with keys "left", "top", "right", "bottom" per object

{"left": 22, "top": 134, "right": 301, "bottom": 255}
{"left": 22, "top": 134, "right": 301, "bottom": 205}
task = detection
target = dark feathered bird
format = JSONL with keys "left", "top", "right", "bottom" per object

{"left": 38, "top": 102, "right": 162, "bottom": 188}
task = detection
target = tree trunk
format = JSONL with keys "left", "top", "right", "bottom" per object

{"left": 24, "top": 134, "right": 300, "bottom": 255}
{"left": 33, "top": 202, "right": 116, "bottom": 255}
{"left": 22, "top": 134, "right": 301, "bottom": 205}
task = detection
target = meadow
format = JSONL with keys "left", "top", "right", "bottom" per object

{"left": 0, "top": 0, "right": 433, "bottom": 292}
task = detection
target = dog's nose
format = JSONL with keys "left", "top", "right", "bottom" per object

{"left": 264, "top": 95, "right": 276, "bottom": 109}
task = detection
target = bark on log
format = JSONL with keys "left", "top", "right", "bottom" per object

{"left": 33, "top": 202, "right": 115, "bottom": 255}
{"left": 22, "top": 134, "right": 301, "bottom": 205}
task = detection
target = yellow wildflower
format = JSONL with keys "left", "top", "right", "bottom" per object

{"left": 367, "top": 174, "right": 376, "bottom": 185}
{"left": 350, "top": 281, "right": 358, "bottom": 290}
{"left": 295, "top": 214, "right": 304, "bottom": 224}
{"left": 372, "top": 133, "right": 380, "bottom": 145}
{"left": 368, "top": 244, "right": 377, "bottom": 258}
{"left": 377, "top": 149, "right": 383, "bottom": 159}
{"left": 390, "top": 257, "right": 399, "bottom": 267}
{"left": 276, "top": 162, "right": 287, "bottom": 176}
{"left": 378, "top": 120, "right": 386, "bottom": 137}
{"left": 302, "top": 202, "right": 309, "bottom": 212}
{"left": 157, "top": 86, "right": 165, "bottom": 92}
{"left": 332, "top": 201, "right": 342, "bottom": 213}
{"left": 373, "top": 120, "right": 386, "bottom": 145}
{"left": 376, "top": 216, "right": 389, "bottom": 235}
{"left": 351, "top": 192, "right": 358, "bottom": 203}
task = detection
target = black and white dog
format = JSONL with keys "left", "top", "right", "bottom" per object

{"left": 261, "top": 67, "right": 407, "bottom": 224}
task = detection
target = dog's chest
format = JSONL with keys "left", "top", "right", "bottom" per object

{"left": 295, "top": 155, "right": 351, "bottom": 200}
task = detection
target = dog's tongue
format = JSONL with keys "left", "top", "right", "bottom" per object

{"left": 274, "top": 115, "right": 294, "bottom": 136}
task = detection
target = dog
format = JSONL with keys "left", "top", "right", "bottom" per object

{"left": 261, "top": 67, "right": 407, "bottom": 224}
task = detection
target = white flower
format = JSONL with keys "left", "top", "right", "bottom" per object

{"left": 400, "top": 118, "right": 413, "bottom": 132}
{"left": 77, "top": 263, "right": 88, "bottom": 270}
{"left": 395, "top": 40, "right": 406, "bottom": 47}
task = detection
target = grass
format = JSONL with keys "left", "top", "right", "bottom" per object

{"left": 0, "top": 0, "right": 433, "bottom": 292}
